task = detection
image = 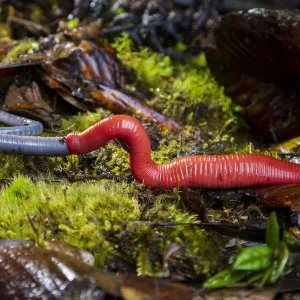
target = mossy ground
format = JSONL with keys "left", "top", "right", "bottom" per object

{"left": 0, "top": 34, "right": 245, "bottom": 278}
{"left": 0, "top": 175, "right": 222, "bottom": 277}
{"left": 112, "top": 33, "right": 241, "bottom": 139}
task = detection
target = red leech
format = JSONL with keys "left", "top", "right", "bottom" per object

{"left": 66, "top": 115, "right": 300, "bottom": 189}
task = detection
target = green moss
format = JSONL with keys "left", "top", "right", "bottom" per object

{"left": 2, "top": 39, "right": 39, "bottom": 63}
{"left": 67, "top": 18, "right": 79, "bottom": 30}
{"left": 112, "top": 33, "right": 240, "bottom": 132}
{"left": 60, "top": 107, "right": 111, "bottom": 133}
{"left": 0, "top": 175, "right": 223, "bottom": 276}
{"left": 137, "top": 196, "right": 223, "bottom": 276}
{"left": 112, "top": 33, "right": 173, "bottom": 88}
{"left": 0, "top": 154, "right": 53, "bottom": 179}
{"left": 106, "top": 146, "right": 130, "bottom": 176}
{"left": 152, "top": 138, "right": 192, "bottom": 164}
{"left": 0, "top": 175, "right": 138, "bottom": 265}
{"left": 0, "top": 154, "right": 26, "bottom": 178}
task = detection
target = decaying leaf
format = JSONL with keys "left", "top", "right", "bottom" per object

{"left": 0, "top": 239, "right": 195, "bottom": 299}
{"left": 207, "top": 9, "right": 300, "bottom": 141}
{"left": 39, "top": 37, "right": 181, "bottom": 131}
{"left": 3, "top": 81, "right": 55, "bottom": 126}
{"left": 244, "top": 185, "right": 300, "bottom": 207}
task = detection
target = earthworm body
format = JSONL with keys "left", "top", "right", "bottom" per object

{"left": 1, "top": 112, "right": 299, "bottom": 188}
{"left": 0, "top": 110, "right": 69, "bottom": 156}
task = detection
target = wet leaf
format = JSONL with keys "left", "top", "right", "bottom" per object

{"left": 3, "top": 81, "right": 56, "bottom": 126}
{"left": 213, "top": 9, "right": 300, "bottom": 89}
{"left": 233, "top": 245, "right": 272, "bottom": 271}
{"left": 0, "top": 241, "right": 107, "bottom": 299}
{"left": 39, "top": 71, "right": 90, "bottom": 111}
{"left": 39, "top": 37, "right": 181, "bottom": 131}
{"left": 203, "top": 269, "right": 248, "bottom": 289}
{"left": 207, "top": 54, "right": 300, "bottom": 142}
{"left": 40, "top": 39, "right": 121, "bottom": 88}
{"left": 47, "top": 240, "right": 95, "bottom": 266}
{"left": 0, "top": 240, "right": 198, "bottom": 298}
{"left": 244, "top": 185, "right": 300, "bottom": 207}
{"left": 121, "top": 275, "right": 193, "bottom": 300}
{"left": 207, "top": 9, "right": 300, "bottom": 141}
{"left": 0, "top": 59, "right": 43, "bottom": 69}
{"left": 266, "top": 212, "right": 280, "bottom": 250}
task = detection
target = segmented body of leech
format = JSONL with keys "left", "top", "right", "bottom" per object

{"left": 0, "top": 111, "right": 299, "bottom": 188}
{"left": 66, "top": 115, "right": 300, "bottom": 188}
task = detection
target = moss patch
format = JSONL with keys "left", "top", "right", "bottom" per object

{"left": 0, "top": 175, "right": 223, "bottom": 277}
{"left": 112, "top": 33, "right": 240, "bottom": 134}
{"left": 0, "top": 154, "right": 52, "bottom": 179}
{"left": 2, "top": 39, "right": 39, "bottom": 63}
{"left": 60, "top": 107, "right": 111, "bottom": 133}
{"left": 112, "top": 33, "right": 173, "bottom": 88}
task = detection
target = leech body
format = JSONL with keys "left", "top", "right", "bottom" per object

{"left": 0, "top": 111, "right": 299, "bottom": 188}
{"left": 66, "top": 115, "right": 300, "bottom": 188}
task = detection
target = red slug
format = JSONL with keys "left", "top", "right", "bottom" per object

{"left": 66, "top": 115, "right": 300, "bottom": 189}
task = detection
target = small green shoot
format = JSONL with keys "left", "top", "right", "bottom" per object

{"left": 203, "top": 212, "right": 291, "bottom": 289}
{"left": 266, "top": 212, "right": 280, "bottom": 250}
{"left": 233, "top": 245, "right": 272, "bottom": 271}
{"left": 203, "top": 269, "right": 248, "bottom": 289}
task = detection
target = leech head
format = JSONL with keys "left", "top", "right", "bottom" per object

{"left": 66, "top": 131, "right": 84, "bottom": 154}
